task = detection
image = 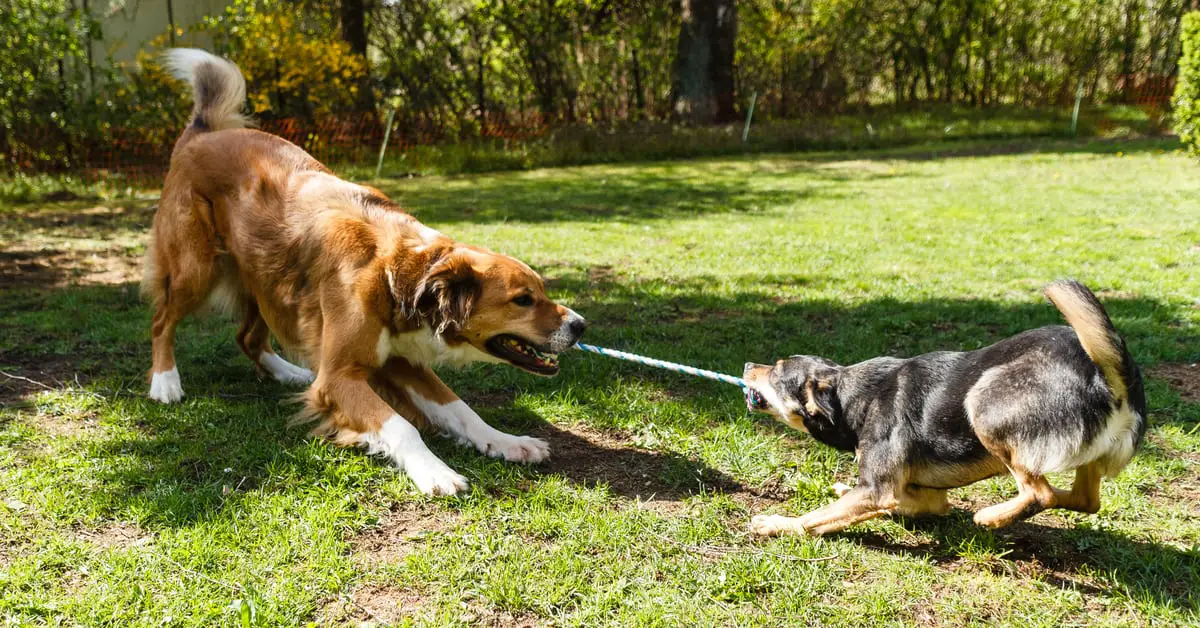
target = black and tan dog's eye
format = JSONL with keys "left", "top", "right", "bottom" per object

{"left": 512, "top": 294, "right": 535, "bottom": 307}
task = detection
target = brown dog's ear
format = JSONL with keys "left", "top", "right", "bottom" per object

{"left": 413, "top": 253, "right": 480, "bottom": 335}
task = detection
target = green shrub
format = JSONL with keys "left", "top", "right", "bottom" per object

{"left": 1174, "top": 12, "right": 1200, "bottom": 156}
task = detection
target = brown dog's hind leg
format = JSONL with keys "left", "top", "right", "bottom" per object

{"left": 238, "top": 301, "right": 314, "bottom": 385}
{"left": 146, "top": 205, "right": 217, "bottom": 403}
{"left": 236, "top": 300, "right": 271, "bottom": 364}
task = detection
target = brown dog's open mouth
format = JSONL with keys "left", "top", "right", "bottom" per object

{"left": 486, "top": 334, "right": 560, "bottom": 375}
{"left": 745, "top": 387, "right": 768, "bottom": 411}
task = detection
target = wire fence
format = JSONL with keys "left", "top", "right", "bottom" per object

{"left": 1, "top": 108, "right": 555, "bottom": 186}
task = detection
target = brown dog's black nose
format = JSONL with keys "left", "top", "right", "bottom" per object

{"left": 569, "top": 318, "right": 588, "bottom": 337}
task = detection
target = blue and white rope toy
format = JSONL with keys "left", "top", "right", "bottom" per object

{"left": 573, "top": 343, "right": 747, "bottom": 389}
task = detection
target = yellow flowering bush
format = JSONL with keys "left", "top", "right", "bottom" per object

{"left": 198, "top": 0, "right": 370, "bottom": 118}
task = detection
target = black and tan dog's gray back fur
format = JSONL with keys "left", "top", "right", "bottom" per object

{"left": 743, "top": 280, "right": 1146, "bottom": 536}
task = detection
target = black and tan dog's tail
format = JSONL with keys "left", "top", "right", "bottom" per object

{"left": 1045, "top": 280, "right": 1130, "bottom": 402}
{"left": 163, "top": 48, "right": 249, "bottom": 135}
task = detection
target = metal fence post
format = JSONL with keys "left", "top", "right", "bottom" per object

{"left": 1070, "top": 81, "right": 1084, "bottom": 138}
{"left": 742, "top": 91, "right": 758, "bottom": 143}
{"left": 374, "top": 108, "right": 397, "bottom": 179}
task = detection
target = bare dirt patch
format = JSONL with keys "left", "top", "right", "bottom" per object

{"left": 1151, "top": 363, "right": 1200, "bottom": 403}
{"left": 534, "top": 422, "right": 732, "bottom": 502}
{"left": 75, "top": 521, "right": 153, "bottom": 550}
{"left": 0, "top": 201, "right": 153, "bottom": 289}
{"left": 352, "top": 505, "right": 460, "bottom": 566}
{"left": 0, "top": 203, "right": 155, "bottom": 237}
{"left": 0, "top": 354, "right": 92, "bottom": 404}
{"left": 317, "top": 584, "right": 426, "bottom": 625}
{"left": 461, "top": 388, "right": 516, "bottom": 408}
{"left": 587, "top": 264, "right": 615, "bottom": 284}
{"left": 29, "top": 410, "right": 100, "bottom": 439}
{"left": 0, "top": 247, "right": 141, "bottom": 288}
{"left": 460, "top": 604, "right": 543, "bottom": 627}
{"left": 318, "top": 584, "right": 545, "bottom": 627}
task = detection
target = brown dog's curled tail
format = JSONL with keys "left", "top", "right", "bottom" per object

{"left": 163, "top": 48, "right": 250, "bottom": 134}
{"left": 1045, "top": 279, "right": 1129, "bottom": 402}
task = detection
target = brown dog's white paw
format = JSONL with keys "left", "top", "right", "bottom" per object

{"left": 408, "top": 460, "right": 470, "bottom": 496}
{"left": 481, "top": 434, "right": 550, "bottom": 464}
{"left": 260, "top": 353, "right": 315, "bottom": 386}
{"left": 149, "top": 368, "right": 184, "bottom": 403}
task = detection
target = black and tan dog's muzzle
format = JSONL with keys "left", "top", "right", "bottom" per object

{"left": 743, "top": 362, "right": 771, "bottom": 412}
{"left": 745, "top": 387, "right": 768, "bottom": 411}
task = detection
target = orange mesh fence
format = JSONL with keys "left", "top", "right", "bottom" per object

{"left": 1, "top": 109, "right": 553, "bottom": 187}
{"left": 1116, "top": 74, "right": 1177, "bottom": 107}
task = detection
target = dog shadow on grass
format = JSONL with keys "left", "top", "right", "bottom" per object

{"left": 480, "top": 405, "right": 749, "bottom": 502}
{"left": 842, "top": 512, "right": 1200, "bottom": 612}
{"left": 79, "top": 400, "right": 745, "bottom": 524}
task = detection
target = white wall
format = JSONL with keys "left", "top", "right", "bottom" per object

{"left": 86, "top": 0, "right": 233, "bottom": 66}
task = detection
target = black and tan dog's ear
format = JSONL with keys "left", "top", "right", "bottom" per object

{"left": 414, "top": 253, "right": 481, "bottom": 335}
{"left": 803, "top": 368, "right": 839, "bottom": 420}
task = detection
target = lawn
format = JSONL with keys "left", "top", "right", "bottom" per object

{"left": 0, "top": 137, "right": 1198, "bottom": 626}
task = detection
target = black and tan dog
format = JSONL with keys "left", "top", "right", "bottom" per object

{"left": 743, "top": 280, "right": 1146, "bottom": 536}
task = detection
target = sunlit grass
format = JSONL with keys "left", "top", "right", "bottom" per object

{"left": 1, "top": 137, "right": 1197, "bottom": 625}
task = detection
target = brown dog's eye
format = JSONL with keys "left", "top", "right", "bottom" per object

{"left": 512, "top": 294, "right": 534, "bottom": 307}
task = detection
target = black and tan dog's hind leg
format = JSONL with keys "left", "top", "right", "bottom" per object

{"left": 974, "top": 461, "right": 1102, "bottom": 529}
{"left": 751, "top": 475, "right": 951, "bottom": 537}
{"left": 896, "top": 485, "right": 951, "bottom": 518}
{"left": 829, "top": 481, "right": 949, "bottom": 514}
{"left": 751, "top": 484, "right": 897, "bottom": 537}
{"left": 1053, "top": 462, "right": 1102, "bottom": 514}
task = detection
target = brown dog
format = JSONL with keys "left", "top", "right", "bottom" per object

{"left": 143, "top": 49, "right": 586, "bottom": 495}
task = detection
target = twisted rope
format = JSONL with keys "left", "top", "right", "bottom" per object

{"left": 573, "top": 343, "right": 747, "bottom": 389}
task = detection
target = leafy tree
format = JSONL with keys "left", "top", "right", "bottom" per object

{"left": 1174, "top": 11, "right": 1200, "bottom": 154}
{"left": 3, "top": 0, "right": 1195, "bottom": 167}
{"left": 0, "top": 0, "right": 96, "bottom": 166}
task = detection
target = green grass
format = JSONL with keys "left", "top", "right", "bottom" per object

{"left": 1, "top": 137, "right": 1198, "bottom": 625}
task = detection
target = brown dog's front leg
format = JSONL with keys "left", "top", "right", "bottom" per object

{"left": 309, "top": 368, "right": 468, "bottom": 496}
{"left": 751, "top": 486, "right": 898, "bottom": 537}
{"left": 375, "top": 358, "right": 550, "bottom": 463}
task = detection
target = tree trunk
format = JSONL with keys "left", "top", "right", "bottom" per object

{"left": 340, "top": 0, "right": 375, "bottom": 112}
{"left": 1119, "top": 0, "right": 1141, "bottom": 102}
{"left": 631, "top": 46, "right": 645, "bottom": 117}
{"left": 477, "top": 52, "right": 486, "bottom": 119}
{"left": 671, "top": 0, "right": 737, "bottom": 124}
{"left": 892, "top": 48, "right": 903, "bottom": 106}
{"left": 341, "top": 0, "right": 369, "bottom": 56}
